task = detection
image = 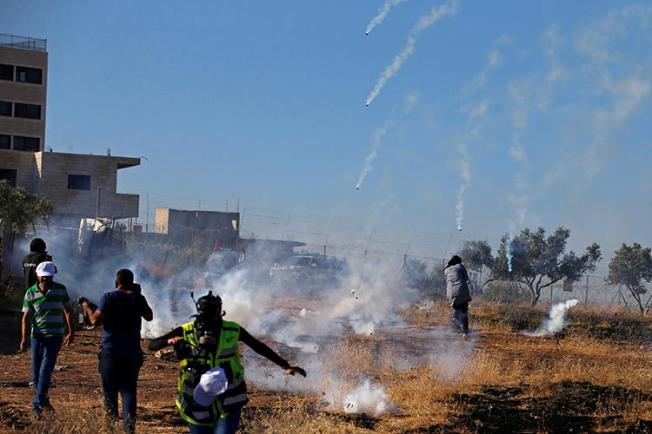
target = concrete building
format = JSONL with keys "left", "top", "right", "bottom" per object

{"left": 0, "top": 33, "right": 139, "bottom": 225}
{"left": 155, "top": 208, "right": 240, "bottom": 251}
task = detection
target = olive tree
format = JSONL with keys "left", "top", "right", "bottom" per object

{"left": 0, "top": 180, "right": 52, "bottom": 246}
{"left": 459, "top": 240, "right": 495, "bottom": 290}
{"left": 490, "top": 227, "right": 601, "bottom": 306}
{"left": 607, "top": 243, "right": 652, "bottom": 316}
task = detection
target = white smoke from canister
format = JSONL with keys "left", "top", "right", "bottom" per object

{"left": 522, "top": 299, "right": 579, "bottom": 337}
{"left": 455, "top": 143, "right": 471, "bottom": 232}
{"left": 365, "top": 0, "right": 461, "bottom": 106}
{"left": 505, "top": 234, "right": 513, "bottom": 273}
{"left": 343, "top": 380, "right": 396, "bottom": 417}
{"left": 364, "top": 0, "right": 408, "bottom": 36}
{"left": 355, "top": 120, "right": 392, "bottom": 190}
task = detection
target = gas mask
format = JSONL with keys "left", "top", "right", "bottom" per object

{"left": 191, "top": 291, "right": 224, "bottom": 349}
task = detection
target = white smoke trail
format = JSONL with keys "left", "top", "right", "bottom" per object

{"left": 522, "top": 299, "right": 579, "bottom": 337}
{"left": 365, "top": 0, "right": 461, "bottom": 107}
{"left": 355, "top": 120, "right": 392, "bottom": 190}
{"left": 356, "top": 93, "right": 419, "bottom": 190}
{"left": 505, "top": 234, "right": 513, "bottom": 273}
{"left": 364, "top": 0, "right": 409, "bottom": 36}
{"left": 455, "top": 143, "right": 471, "bottom": 231}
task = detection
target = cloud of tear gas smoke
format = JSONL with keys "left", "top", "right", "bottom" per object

{"left": 365, "top": 0, "right": 460, "bottom": 107}
{"left": 20, "top": 226, "right": 475, "bottom": 417}
{"left": 455, "top": 143, "right": 471, "bottom": 231}
{"left": 364, "top": 0, "right": 408, "bottom": 36}
{"left": 522, "top": 299, "right": 579, "bottom": 337}
{"left": 356, "top": 93, "right": 418, "bottom": 190}
{"left": 344, "top": 380, "right": 396, "bottom": 417}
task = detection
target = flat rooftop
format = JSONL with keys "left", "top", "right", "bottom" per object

{"left": 0, "top": 32, "right": 47, "bottom": 52}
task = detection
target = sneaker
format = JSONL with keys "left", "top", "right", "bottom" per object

{"left": 42, "top": 402, "right": 56, "bottom": 415}
{"left": 31, "top": 407, "right": 42, "bottom": 419}
{"left": 462, "top": 333, "right": 470, "bottom": 340}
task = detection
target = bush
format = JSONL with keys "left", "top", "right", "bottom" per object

{"left": 483, "top": 281, "right": 528, "bottom": 304}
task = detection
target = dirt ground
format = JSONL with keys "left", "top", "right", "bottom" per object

{"left": 0, "top": 303, "right": 650, "bottom": 433}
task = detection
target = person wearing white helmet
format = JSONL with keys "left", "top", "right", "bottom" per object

{"left": 20, "top": 261, "right": 74, "bottom": 416}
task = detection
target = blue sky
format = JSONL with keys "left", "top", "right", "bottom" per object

{"left": 2, "top": 1, "right": 651, "bottom": 260}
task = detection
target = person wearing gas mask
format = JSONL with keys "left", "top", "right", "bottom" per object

{"left": 148, "top": 291, "right": 306, "bottom": 434}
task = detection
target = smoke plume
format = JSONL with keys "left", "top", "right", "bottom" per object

{"left": 355, "top": 120, "right": 392, "bottom": 190}
{"left": 356, "top": 92, "right": 418, "bottom": 190}
{"left": 522, "top": 299, "right": 579, "bottom": 337}
{"left": 455, "top": 143, "right": 471, "bottom": 231}
{"left": 343, "top": 380, "right": 396, "bottom": 417}
{"left": 505, "top": 234, "right": 513, "bottom": 273}
{"left": 365, "top": 0, "right": 461, "bottom": 107}
{"left": 17, "top": 225, "right": 476, "bottom": 418}
{"left": 364, "top": 0, "right": 408, "bottom": 36}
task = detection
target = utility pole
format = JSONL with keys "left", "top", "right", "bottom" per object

{"left": 146, "top": 194, "right": 150, "bottom": 233}
{"left": 584, "top": 275, "right": 589, "bottom": 305}
{"left": 96, "top": 187, "right": 102, "bottom": 218}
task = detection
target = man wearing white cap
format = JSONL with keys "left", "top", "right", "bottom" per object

{"left": 20, "top": 261, "right": 74, "bottom": 416}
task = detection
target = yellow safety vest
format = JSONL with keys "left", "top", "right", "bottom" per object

{"left": 176, "top": 320, "right": 248, "bottom": 426}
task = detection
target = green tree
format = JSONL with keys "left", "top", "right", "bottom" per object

{"left": 459, "top": 240, "right": 495, "bottom": 290}
{"left": 0, "top": 180, "right": 52, "bottom": 245}
{"left": 607, "top": 243, "right": 652, "bottom": 316}
{"left": 491, "top": 227, "right": 601, "bottom": 307}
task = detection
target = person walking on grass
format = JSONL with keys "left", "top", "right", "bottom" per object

{"left": 444, "top": 255, "right": 472, "bottom": 338}
{"left": 20, "top": 261, "right": 74, "bottom": 416}
{"left": 81, "top": 269, "right": 153, "bottom": 433}
{"left": 148, "top": 291, "right": 306, "bottom": 434}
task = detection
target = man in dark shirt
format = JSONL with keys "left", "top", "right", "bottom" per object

{"left": 22, "top": 238, "right": 52, "bottom": 289}
{"left": 82, "top": 269, "right": 153, "bottom": 433}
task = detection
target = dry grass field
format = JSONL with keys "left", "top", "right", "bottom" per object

{"left": 0, "top": 301, "right": 650, "bottom": 433}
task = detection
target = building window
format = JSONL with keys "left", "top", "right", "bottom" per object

{"left": 0, "top": 64, "right": 13, "bottom": 81}
{"left": 68, "top": 174, "right": 91, "bottom": 191}
{"left": 0, "top": 169, "right": 17, "bottom": 187}
{"left": 13, "top": 136, "right": 40, "bottom": 151}
{"left": 15, "top": 66, "right": 42, "bottom": 84}
{"left": 14, "top": 103, "right": 41, "bottom": 120}
{"left": 0, "top": 101, "right": 11, "bottom": 117}
{"left": 0, "top": 135, "right": 9, "bottom": 149}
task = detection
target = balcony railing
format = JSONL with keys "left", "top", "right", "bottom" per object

{"left": 0, "top": 33, "right": 47, "bottom": 52}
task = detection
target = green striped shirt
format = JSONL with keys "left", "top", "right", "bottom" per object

{"left": 22, "top": 282, "right": 70, "bottom": 337}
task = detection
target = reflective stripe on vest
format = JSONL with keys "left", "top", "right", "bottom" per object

{"left": 176, "top": 320, "right": 247, "bottom": 425}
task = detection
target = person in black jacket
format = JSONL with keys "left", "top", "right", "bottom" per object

{"left": 23, "top": 238, "right": 52, "bottom": 289}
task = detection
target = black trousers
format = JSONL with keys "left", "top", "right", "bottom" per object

{"left": 452, "top": 302, "right": 469, "bottom": 334}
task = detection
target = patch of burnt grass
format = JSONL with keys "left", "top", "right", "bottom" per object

{"left": 0, "top": 401, "right": 30, "bottom": 431}
{"left": 443, "top": 381, "right": 652, "bottom": 433}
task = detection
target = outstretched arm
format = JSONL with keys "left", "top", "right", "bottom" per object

{"left": 239, "top": 327, "right": 306, "bottom": 377}
{"left": 147, "top": 326, "right": 183, "bottom": 351}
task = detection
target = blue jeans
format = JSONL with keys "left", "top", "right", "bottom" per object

{"left": 98, "top": 349, "right": 143, "bottom": 433}
{"left": 188, "top": 408, "right": 242, "bottom": 434}
{"left": 30, "top": 335, "right": 63, "bottom": 412}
